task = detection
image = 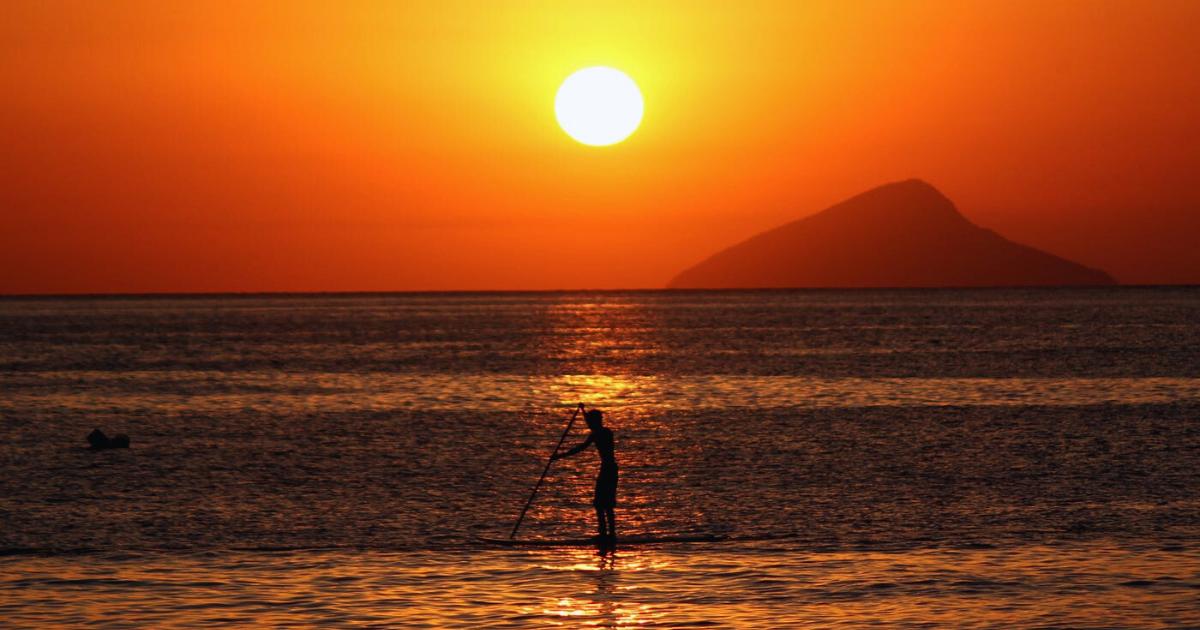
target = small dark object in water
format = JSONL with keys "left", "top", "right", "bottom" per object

{"left": 86, "top": 428, "right": 130, "bottom": 450}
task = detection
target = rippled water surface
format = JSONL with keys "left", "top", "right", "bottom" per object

{"left": 2, "top": 288, "right": 1199, "bottom": 627}
{"left": 4, "top": 544, "right": 1198, "bottom": 628}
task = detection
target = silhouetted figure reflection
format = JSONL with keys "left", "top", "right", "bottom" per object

{"left": 552, "top": 409, "right": 618, "bottom": 543}
{"left": 592, "top": 552, "right": 618, "bottom": 627}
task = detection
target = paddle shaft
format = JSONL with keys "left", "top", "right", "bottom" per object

{"left": 510, "top": 403, "right": 584, "bottom": 539}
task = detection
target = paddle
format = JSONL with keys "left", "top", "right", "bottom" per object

{"left": 510, "top": 402, "right": 585, "bottom": 539}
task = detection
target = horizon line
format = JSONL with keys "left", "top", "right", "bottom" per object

{"left": 3, "top": 283, "right": 1199, "bottom": 300}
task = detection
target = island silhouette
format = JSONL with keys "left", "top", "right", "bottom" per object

{"left": 668, "top": 179, "right": 1116, "bottom": 289}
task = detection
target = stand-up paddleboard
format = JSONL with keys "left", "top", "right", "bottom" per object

{"left": 477, "top": 533, "right": 729, "bottom": 548}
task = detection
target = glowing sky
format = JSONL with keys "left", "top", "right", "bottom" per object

{"left": 2, "top": 1, "right": 1198, "bottom": 293}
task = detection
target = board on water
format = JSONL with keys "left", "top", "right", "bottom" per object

{"left": 477, "top": 534, "right": 729, "bottom": 548}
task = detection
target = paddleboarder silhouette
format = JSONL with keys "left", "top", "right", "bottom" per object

{"left": 552, "top": 408, "right": 618, "bottom": 542}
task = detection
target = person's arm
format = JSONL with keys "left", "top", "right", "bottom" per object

{"left": 552, "top": 433, "right": 593, "bottom": 461}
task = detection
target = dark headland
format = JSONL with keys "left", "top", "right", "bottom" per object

{"left": 668, "top": 179, "right": 1116, "bottom": 289}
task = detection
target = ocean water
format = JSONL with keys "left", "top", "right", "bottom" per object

{"left": 2, "top": 288, "right": 1199, "bottom": 627}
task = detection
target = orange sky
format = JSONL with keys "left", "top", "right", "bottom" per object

{"left": 2, "top": 0, "right": 1198, "bottom": 293}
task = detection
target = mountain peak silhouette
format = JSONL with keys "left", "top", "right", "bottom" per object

{"left": 668, "top": 179, "right": 1115, "bottom": 288}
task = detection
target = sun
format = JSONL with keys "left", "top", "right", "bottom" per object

{"left": 555, "top": 67, "right": 644, "bottom": 146}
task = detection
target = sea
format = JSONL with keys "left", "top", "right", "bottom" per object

{"left": 2, "top": 288, "right": 1198, "bottom": 627}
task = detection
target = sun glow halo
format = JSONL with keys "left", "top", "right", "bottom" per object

{"left": 555, "top": 67, "right": 643, "bottom": 146}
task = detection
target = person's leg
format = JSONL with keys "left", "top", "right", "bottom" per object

{"left": 606, "top": 471, "right": 618, "bottom": 539}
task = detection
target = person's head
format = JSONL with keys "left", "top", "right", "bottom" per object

{"left": 585, "top": 409, "right": 604, "bottom": 430}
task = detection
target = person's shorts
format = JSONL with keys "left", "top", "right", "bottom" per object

{"left": 594, "top": 467, "right": 618, "bottom": 508}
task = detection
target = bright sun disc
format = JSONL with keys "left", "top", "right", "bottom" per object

{"left": 555, "top": 67, "right": 643, "bottom": 146}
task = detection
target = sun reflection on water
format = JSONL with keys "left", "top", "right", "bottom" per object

{"left": 539, "top": 374, "right": 660, "bottom": 409}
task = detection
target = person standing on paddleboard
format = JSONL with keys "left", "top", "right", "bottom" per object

{"left": 552, "top": 408, "right": 618, "bottom": 541}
